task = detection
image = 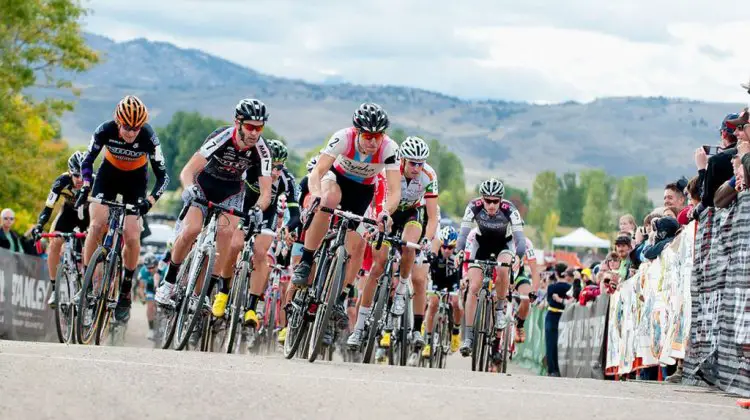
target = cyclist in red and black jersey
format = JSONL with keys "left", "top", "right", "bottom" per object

{"left": 77, "top": 95, "right": 169, "bottom": 323}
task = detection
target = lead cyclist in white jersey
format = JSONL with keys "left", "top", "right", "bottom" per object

{"left": 292, "top": 103, "right": 402, "bottom": 333}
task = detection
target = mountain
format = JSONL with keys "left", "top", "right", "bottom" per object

{"left": 43, "top": 33, "right": 745, "bottom": 191}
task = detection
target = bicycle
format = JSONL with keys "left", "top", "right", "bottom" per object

{"left": 170, "top": 198, "right": 253, "bottom": 351}
{"left": 423, "top": 286, "right": 455, "bottom": 369}
{"left": 257, "top": 263, "right": 287, "bottom": 354}
{"left": 465, "top": 256, "right": 499, "bottom": 372}
{"left": 283, "top": 204, "right": 378, "bottom": 363}
{"left": 38, "top": 231, "right": 87, "bottom": 344}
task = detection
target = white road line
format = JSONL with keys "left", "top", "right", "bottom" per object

{"left": 0, "top": 352, "right": 733, "bottom": 409}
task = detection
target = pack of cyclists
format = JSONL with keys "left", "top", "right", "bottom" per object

{"left": 33, "top": 95, "right": 539, "bottom": 368}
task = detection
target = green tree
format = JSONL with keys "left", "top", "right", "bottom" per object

{"left": 615, "top": 175, "right": 652, "bottom": 223}
{"left": 527, "top": 171, "right": 559, "bottom": 227}
{"left": 0, "top": 0, "right": 99, "bottom": 231}
{"left": 581, "top": 169, "right": 613, "bottom": 233}
{"left": 542, "top": 210, "right": 560, "bottom": 248}
{"left": 557, "top": 172, "right": 584, "bottom": 226}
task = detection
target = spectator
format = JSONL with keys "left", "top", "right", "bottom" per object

{"left": 663, "top": 177, "right": 688, "bottom": 211}
{"left": 692, "top": 113, "right": 740, "bottom": 219}
{"left": 545, "top": 262, "right": 572, "bottom": 377}
{"left": 614, "top": 234, "right": 634, "bottom": 279}
{"left": 618, "top": 214, "right": 637, "bottom": 236}
{"left": 0, "top": 209, "right": 35, "bottom": 254}
{"left": 664, "top": 206, "right": 681, "bottom": 220}
{"left": 677, "top": 176, "right": 700, "bottom": 225}
{"left": 642, "top": 217, "right": 681, "bottom": 260}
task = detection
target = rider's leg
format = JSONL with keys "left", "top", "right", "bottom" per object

{"left": 243, "top": 232, "right": 273, "bottom": 324}
{"left": 120, "top": 214, "right": 141, "bottom": 296}
{"left": 392, "top": 222, "right": 421, "bottom": 315}
{"left": 515, "top": 281, "right": 531, "bottom": 342}
{"left": 424, "top": 293, "right": 439, "bottom": 335}
{"left": 332, "top": 231, "right": 366, "bottom": 327}
{"left": 155, "top": 207, "right": 203, "bottom": 303}
{"left": 459, "top": 266, "right": 483, "bottom": 353}
{"left": 47, "top": 237, "right": 63, "bottom": 281}
{"left": 495, "top": 252, "right": 514, "bottom": 327}
{"left": 293, "top": 179, "right": 340, "bottom": 285}
{"left": 82, "top": 203, "right": 108, "bottom": 267}
{"left": 411, "top": 260, "right": 428, "bottom": 332}
{"left": 347, "top": 245, "right": 387, "bottom": 345}
{"left": 449, "top": 293, "right": 462, "bottom": 351}
{"left": 147, "top": 300, "right": 156, "bottom": 329}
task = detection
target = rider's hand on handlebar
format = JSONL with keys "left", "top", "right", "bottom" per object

{"left": 74, "top": 186, "right": 90, "bottom": 209}
{"left": 31, "top": 224, "right": 43, "bottom": 241}
{"left": 376, "top": 211, "right": 391, "bottom": 233}
{"left": 181, "top": 184, "right": 200, "bottom": 203}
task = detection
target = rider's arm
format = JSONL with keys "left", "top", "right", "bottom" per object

{"left": 180, "top": 153, "right": 208, "bottom": 188}
{"left": 309, "top": 154, "right": 335, "bottom": 198}
{"left": 424, "top": 197, "right": 439, "bottom": 241}
{"left": 383, "top": 168, "right": 401, "bottom": 214}
{"left": 36, "top": 174, "right": 70, "bottom": 228}
{"left": 145, "top": 126, "right": 169, "bottom": 202}
{"left": 456, "top": 203, "right": 475, "bottom": 252}
{"left": 508, "top": 206, "right": 527, "bottom": 258}
{"left": 257, "top": 176, "right": 272, "bottom": 211}
{"left": 81, "top": 123, "right": 107, "bottom": 186}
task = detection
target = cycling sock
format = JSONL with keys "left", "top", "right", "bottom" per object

{"left": 300, "top": 248, "right": 315, "bottom": 265}
{"left": 414, "top": 315, "right": 424, "bottom": 332}
{"left": 424, "top": 333, "right": 431, "bottom": 342}
{"left": 516, "top": 317, "right": 525, "bottom": 329}
{"left": 219, "top": 276, "right": 230, "bottom": 294}
{"left": 165, "top": 262, "right": 181, "bottom": 285}
{"left": 396, "top": 275, "right": 409, "bottom": 295}
{"left": 336, "top": 285, "right": 352, "bottom": 305}
{"left": 452, "top": 326, "right": 460, "bottom": 336}
{"left": 148, "top": 320, "right": 154, "bottom": 330}
{"left": 465, "top": 326, "right": 474, "bottom": 339}
{"left": 355, "top": 306, "right": 371, "bottom": 331}
{"left": 121, "top": 269, "right": 135, "bottom": 296}
{"left": 49, "top": 277, "right": 55, "bottom": 290}
{"left": 248, "top": 294, "right": 260, "bottom": 311}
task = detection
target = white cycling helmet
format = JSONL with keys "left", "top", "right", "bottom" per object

{"left": 479, "top": 178, "right": 504, "bottom": 198}
{"left": 399, "top": 136, "right": 430, "bottom": 161}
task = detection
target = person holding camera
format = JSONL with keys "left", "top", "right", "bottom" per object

{"left": 544, "top": 262, "right": 573, "bottom": 377}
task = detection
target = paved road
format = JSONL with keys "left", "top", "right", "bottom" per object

{"left": 0, "top": 304, "right": 744, "bottom": 420}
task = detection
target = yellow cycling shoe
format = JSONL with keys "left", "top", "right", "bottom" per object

{"left": 212, "top": 292, "right": 228, "bottom": 317}
{"left": 244, "top": 309, "right": 259, "bottom": 327}
{"left": 451, "top": 333, "right": 461, "bottom": 353}
{"left": 380, "top": 332, "right": 391, "bottom": 348}
{"left": 421, "top": 344, "right": 431, "bottom": 358}
{"left": 277, "top": 327, "right": 287, "bottom": 344}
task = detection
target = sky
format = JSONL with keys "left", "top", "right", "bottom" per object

{"left": 83, "top": 0, "right": 750, "bottom": 104}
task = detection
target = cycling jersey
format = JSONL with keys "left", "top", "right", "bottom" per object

{"left": 457, "top": 198, "right": 527, "bottom": 258}
{"left": 429, "top": 252, "right": 460, "bottom": 292}
{"left": 138, "top": 265, "right": 166, "bottom": 295}
{"left": 82, "top": 121, "right": 169, "bottom": 199}
{"left": 322, "top": 127, "right": 399, "bottom": 184}
{"left": 36, "top": 172, "right": 84, "bottom": 228}
{"left": 398, "top": 163, "right": 438, "bottom": 210}
{"left": 364, "top": 173, "right": 388, "bottom": 220}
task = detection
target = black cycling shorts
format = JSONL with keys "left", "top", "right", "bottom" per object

{"left": 322, "top": 169, "right": 375, "bottom": 216}
{"left": 391, "top": 206, "right": 426, "bottom": 239}
{"left": 50, "top": 205, "right": 89, "bottom": 233}
{"left": 92, "top": 160, "right": 147, "bottom": 206}
{"left": 470, "top": 236, "right": 512, "bottom": 262}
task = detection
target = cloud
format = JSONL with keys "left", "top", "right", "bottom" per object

{"left": 83, "top": 0, "right": 750, "bottom": 103}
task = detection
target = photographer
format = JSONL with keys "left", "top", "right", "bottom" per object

{"left": 545, "top": 262, "right": 573, "bottom": 377}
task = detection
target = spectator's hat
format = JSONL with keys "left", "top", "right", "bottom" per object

{"left": 722, "top": 112, "right": 741, "bottom": 135}
{"left": 726, "top": 108, "right": 749, "bottom": 127}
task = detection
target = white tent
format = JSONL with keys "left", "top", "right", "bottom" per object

{"left": 551, "top": 227, "right": 611, "bottom": 249}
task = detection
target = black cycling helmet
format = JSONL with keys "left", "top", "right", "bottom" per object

{"left": 235, "top": 98, "right": 269, "bottom": 122}
{"left": 352, "top": 102, "right": 389, "bottom": 133}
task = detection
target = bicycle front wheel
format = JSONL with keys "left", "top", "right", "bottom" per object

{"left": 76, "top": 247, "right": 107, "bottom": 345}
{"left": 223, "top": 261, "right": 249, "bottom": 354}
{"left": 471, "top": 288, "right": 488, "bottom": 372}
{"left": 283, "top": 288, "right": 310, "bottom": 359}
{"left": 54, "top": 264, "right": 76, "bottom": 344}
{"left": 174, "top": 248, "right": 215, "bottom": 351}
{"left": 363, "top": 278, "right": 389, "bottom": 364}
{"left": 308, "top": 247, "right": 346, "bottom": 363}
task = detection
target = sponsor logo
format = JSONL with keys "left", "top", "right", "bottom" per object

{"left": 11, "top": 275, "right": 50, "bottom": 311}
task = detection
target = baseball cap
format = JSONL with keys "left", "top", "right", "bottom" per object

{"left": 726, "top": 108, "right": 748, "bottom": 127}
{"left": 722, "top": 113, "right": 741, "bottom": 134}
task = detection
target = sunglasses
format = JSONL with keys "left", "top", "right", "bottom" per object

{"left": 441, "top": 245, "right": 455, "bottom": 250}
{"left": 242, "top": 122, "right": 264, "bottom": 132}
{"left": 3, "top": 217, "right": 14, "bottom": 221}
{"left": 483, "top": 198, "right": 501, "bottom": 205}
{"left": 120, "top": 124, "right": 142, "bottom": 132}
{"left": 272, "top": 164, "right": 285, "bottom": 170}
{"left": 360, "top": 131, "right": 383, "bottom": 141}
{"left": 407, "top": 160, "right": 425, "bottom": 167}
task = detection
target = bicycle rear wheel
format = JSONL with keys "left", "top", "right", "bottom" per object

{"left": 308, "top": 247, "right": 346, "bottom": 363}
{"left": 95, "top": 252, "right": 121, "bottom": 346}
{"left": 482, "top": 299, "right": 494, "bottom": 372}
{"left": 471, "top": 288, "right": 487, "bottom": 371}
{"left": 157, "top": 250, "right": 193, "bottom": 350}
{"left": 54, "top": 264, "right": 76, "bottom": 344}
{"left": 76, "top": 247, "right": 107, "bottom": 345}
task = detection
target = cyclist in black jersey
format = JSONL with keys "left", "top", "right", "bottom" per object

{"left": 31, "top": 152, "right": 90, "bottom": 308}
{"left": 456, "top": 178, "right": 528, "bottom": 357}
{"left": 77, "top": 96, "right": 169, "bottom": 323}
{"left": 421, "top": 226, "right": 464, "bottom": 356}
{"left": 215, "top": 139, "right": 300, "bottom": 326}
{"left": 155, "top": 99, "right": 273, "bottom": 327}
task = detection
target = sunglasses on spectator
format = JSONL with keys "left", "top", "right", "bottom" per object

{"left": 120, "top": 124, "right": 142, "bottom": 132}
{"left": 441, "top": 245, "right": 455, "bottom": 250}
{"left": 483, "top": 197, "right": 501, "bottom": 205}
{"left": 360, "top": 131, "right": 383, "bottom": 141}
{"left": 3, "top": 217, "right": 14, "bottom": 221}
{"left": 241, "top": 122, "right": 264, "bottom": 132}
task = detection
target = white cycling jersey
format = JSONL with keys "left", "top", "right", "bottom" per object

{"left": 398, "top": 162, "right": 438, "bottom": 210}
{"left": 322, "top": 127, "right": 399, "bottom": 185}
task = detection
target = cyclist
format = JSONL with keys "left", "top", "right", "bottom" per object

{"left": 137, "top": 253, "right": 163, "bottom": 340}
{"left": 421, "top": 226, "right": 463, "bottom": 357}
{"left": 32, "top": 151, "right": 90, "bottom": 308}
{"left": 155, "top": 99, "right": 272, "bottom": 311}
{"left": 511, "top": 237, "right": 540, "bottom": 343}
{"left": 214, "top": 139, "right": 301, "bottom": 326}
{"left": 77, "top": 95, "right": 169, "bottom": 323}
{"left": 292, "top": 103, "right": 401, "bottom": 337}
{"left": 346, "top": 136, "right": 438, "bottom": 351}
{"left": 457, "top": 178, "right": 528, "bottom": 357}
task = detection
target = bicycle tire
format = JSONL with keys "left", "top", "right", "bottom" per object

{"left": 224, "top": 261, "right": 249, "bottom": 354}
{"left": 95, "top": 252, "right": 121, "bottom": 346}
{"left": 53, "top": 264, "right": 75, "bottom": 344}
{"left": 471, "top": 288, "right": 487, "bottom": 371}
{"left": 499, "top": 307, "right": 513, "bottom": 373}
{"left": 76, "top": 247, "right": 107, "bottom": 345}
{"left": 397, "top": 315, "right": 409, "bottom": 366}
{"left": 482, "top": 299, "right": 494, "bottom": 372}
{"left": 309, "top": 247, "right": 346, "bottom": 363}
{"left": 174, "top": 249, "right": 215, "bottom": 351}
{"left": 283, "top": 289, "right": 309, "bottom": 359}
{"left": 362, "top": 277, "right": 389, "bottom": 363}
{"left": 158, "top": 250, "right": 193, "bottom": 350}
{"left": 265, "top": 292, "right": 277, "bottom": 355}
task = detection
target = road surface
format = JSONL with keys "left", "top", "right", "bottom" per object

{"left": 0, "top": 303, "right": 744, "bottom": 419}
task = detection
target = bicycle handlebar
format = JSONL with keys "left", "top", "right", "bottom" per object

{"left": 374, "top": 233, "right": 421, "bottom": 251}
{"left": 40, "top": 232, "right": 87, "bottom": 239}
{"left": 88, "top": 196, "right": 139, "bottom": 212}
{"left": 319, "top": 206, "right": 378, "bottom": 226}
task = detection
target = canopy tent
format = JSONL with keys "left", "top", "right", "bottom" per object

{"left": 551, "top": 227, "right": 611, "bottom": 249}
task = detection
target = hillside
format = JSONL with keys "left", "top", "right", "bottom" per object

{"left": 42, "top": 33, "right": 745, "bottom": 190}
